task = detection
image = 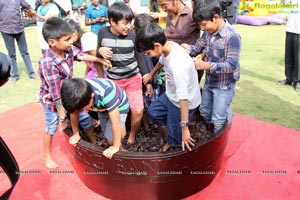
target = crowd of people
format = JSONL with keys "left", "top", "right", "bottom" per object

{"left": 0, "top": 0, "right": 243, "bottom": 169}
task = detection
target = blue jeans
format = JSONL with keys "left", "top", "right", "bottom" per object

{"left": 1, "top": 31, "right": 36, "bottom": 80}
{"left": 199, "top": 83, "right": 236, "bottom": 133}
{"left": 148, "top": 93, "right": 197, "bottom": 147}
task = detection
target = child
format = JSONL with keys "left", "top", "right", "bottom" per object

{"left": 84, "top": 0, "right": 108, "bottom": 35}
{"left": 133, "top": 13, "right": 165, "bottom": 130}
{"left": 66, "top": 19, "right": 106, "bottom": 79}
{"left": 38, "top": 17, "right": 111, "bottom": 168}
{"left": 96, "top": 2, "right": 151, "bottom": 144}
{"left": 61, "top": 78, "right": 130, "bottom": 159}
{"left": 192, "top": 0, "right": 241, "bottom": 133}
{"left": 136, "top": 22, "right": 201, "bottom": 152}
{"left": 33, "top": 0, "right": 60, "bottom": 53}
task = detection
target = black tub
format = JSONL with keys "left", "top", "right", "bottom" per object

{"left": 63, "top": 120, "right": 231, "bottom": 200}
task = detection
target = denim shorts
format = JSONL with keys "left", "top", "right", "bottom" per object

{"left": 42, "top": 105, "right": 93, "bottom": 135}
{"left": 98, "top": 112, "right": 127, "bottom": 142}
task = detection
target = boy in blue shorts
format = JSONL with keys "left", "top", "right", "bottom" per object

{"left": 192, "top": 0, "right": 241, "bottom": 134}
{"left": 38, "top": 17, "right": 111, "bottom": 168}
{"left": 96, "top": 2, "right": 151, "bottom": 144}
{"left": 136, "top": 23, "right": 201, "bottom": 152}
{"left": 61, "top": 78, "right": 130, "bottom": 159}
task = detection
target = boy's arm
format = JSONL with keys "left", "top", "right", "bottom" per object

{"left": 86, "top": 50, "right": 105, "bottom": 78}
{"left": 81, "top": 53, "right": 112, "bottom": 69}
{"left": 180, "top": 99, "right": 195, "bottom": 151}
{"left": 103, "top": 108, "right": 122, "bottom": 159}
{"left": 135, "top": 51, "right": 149, "bottom": 76}
{"left": 196, "top": 34, "right": 241, "bottom": 73}
{"left": 142, "top": 62, "right": 163, "bottom": 85}
{"left": 69, "top": 112, "right": 81, "bottom": 145}
{"left": 55, "top": 99, "right": 68, "bottom": 132}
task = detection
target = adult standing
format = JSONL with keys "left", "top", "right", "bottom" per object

{"left": 0, "top": 0, "right": 37, "bottom": 82}
{"left": 85, "top": 0, "right": 108, "bottom": 35}
{"left": 158, "top": 0, "right": 202, "bottom": 82}
{"left": 158, "top": 0, "right": 199, "bottom": 45}
{"left": 278, "top": 0, "right": 300, "bottom": 91}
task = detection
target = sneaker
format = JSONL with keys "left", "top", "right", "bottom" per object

{"left": 30, "top": 75, "right": 39, "bottom": 80}
{"left": 277, "top": 79, "right": 292, "bottom": 86}
{"left": 294, "top": 82, "right": 300, "bottom": 91}
{"left": 10, "top": 77, "right": 19, "bottom": 83}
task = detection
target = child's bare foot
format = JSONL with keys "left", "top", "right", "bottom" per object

{"left": 160, "top": 143, "right": 171, "bottom": 152}
{"left": 127, "top": 135, "right": 135, "bottom": 144}
{"left": 45, "top": 157, "right": 58, "bottom": 169}
{"left": 69, "top": 133, "right": 81, "bottom": 145}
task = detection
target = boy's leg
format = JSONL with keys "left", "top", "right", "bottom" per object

{"left": 99, "top": 113, "right": 127, "bottom": 148}
{"left": 211, "top": 83, "right": 236, "bottom": 133}
{"left": 199, "top": 84, "right": 213, "bottom": 124}
{"left": 79, "top": 111, "right": 96, "bottom": 144}
{"left": 121, "top": 74, "right": 144, "bottom": 144}
{"left": 148, "top": 93, "right": 168, "bottom": 151}
{"left": 42, "top": 105, "right": 59, "bottom": 168}
{"left": 44, "top": 134, "right": 57, "bottom": 168}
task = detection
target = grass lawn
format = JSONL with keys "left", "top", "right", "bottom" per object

{"left": 0, "top": 22, "right": 299, "bottom": 130}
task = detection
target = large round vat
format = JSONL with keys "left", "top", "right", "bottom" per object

{"left": 63, "top": 120, "right": 231, "bottom": 200}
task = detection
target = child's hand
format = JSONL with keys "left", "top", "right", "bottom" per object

{"left": 59, "top": 120, "right": 68, "bottom": 133}
{"left": 194, "top": 58, "right": 209, "bottom": 70}
{"left": 103, "top": 146, "right": 120, "bottom": 159}
{"left": 142, "top": 73, "right": 152, "bottom": 85}
{"left": 102, "top": 59, "right": 112, "bottom": 69}
{"left": 69, "top": 133, "right": 81, "bottom": 145}
{"left": 145, "top": 84, "right": 153, "bottom": 97}
{"left": 99, "top": 47, "right": 112, "bottom": 59}
{"left": 182, "top": 128, "right": 195, "bottom": 151}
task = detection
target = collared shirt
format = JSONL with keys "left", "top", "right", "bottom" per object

{"left": 165, "top": 6, "right": 199, "bottom": 45}
{"left": 85, "top": 4, "right": 108, "bottom": 35}
{"left": 38, "top": 46, "right": 83, "bottom": 112}
{"left": 0, "top": 0, "right": 31, "bottom": 34}
{"left": 193, "top": 21, "right": 241, "bottom": 88}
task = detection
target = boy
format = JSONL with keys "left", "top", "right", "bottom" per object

{"left": 61, "top": 78, "right": 130, "bottom": 159}
{"left": 38, "top": 17, "right": 111, "bottom": 168}
{"left": 136, "top": 23, "right": 201, "bottom": 152}
{"left": 96, "top": 2, "right": 151, "bottom": 144}
{"left": 192, "top": 0, "right": 241, "bottom": 134}
{"left": 85, "top": 0, "right": 108, "bottom": 35}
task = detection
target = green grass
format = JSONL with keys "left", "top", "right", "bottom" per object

{"left": 0, "top": 23, "right": 299, "bottom": 130}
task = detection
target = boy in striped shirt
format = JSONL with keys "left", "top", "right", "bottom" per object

{"left": 61, "top": 78, "right": 130, "bottom": 159}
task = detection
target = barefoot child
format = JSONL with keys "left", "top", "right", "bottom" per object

{"left": 96, "top": 2, "right": 151, "bottom": 144}
{"left": 137, "top": 22, "right": 201, "bottom": 152}
{"left": 61, "top": 78, "right": 130, "bottom": 159}
{"left": 38, "top": 17, "right": 111, "bottom": 168}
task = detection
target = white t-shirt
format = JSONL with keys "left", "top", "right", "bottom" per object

{"left": 81, "top": 31, "right": 97, "bottom": 52}
{"left": 286, "top": 0, "right": 300, "bottom": 34}
{"left": 159, "top": 42, "right": 201, "bottom": 109}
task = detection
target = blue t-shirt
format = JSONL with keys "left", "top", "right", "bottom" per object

{"left": 85, "top": 4, "right": 108, "bottom": 35}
